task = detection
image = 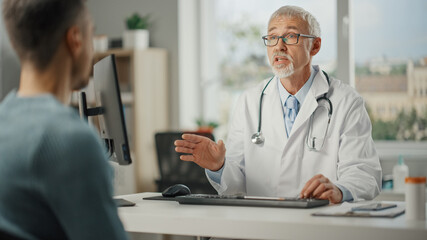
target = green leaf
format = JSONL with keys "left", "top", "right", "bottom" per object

{"left": 126, "top": 13, "right": 151, "bottom": 30}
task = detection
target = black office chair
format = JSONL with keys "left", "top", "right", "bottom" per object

{"left": 0, "top": 229, "right": 25, "bottom": 240}
{"left": 154, "top": 131, "right": 218, "bottom": 194}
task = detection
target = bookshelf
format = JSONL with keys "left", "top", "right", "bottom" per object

{"left": 77, "top": 48, "right": 169, "bottom": 194}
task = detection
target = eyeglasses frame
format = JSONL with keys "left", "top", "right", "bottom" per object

{"left": 262, "top": 33, "right": 317, "bottom": 47}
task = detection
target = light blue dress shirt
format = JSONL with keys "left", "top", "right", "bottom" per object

{"left": 277, "top": 66, "right": 316, "bottom": 137}
{"left": 207, "top": 67, "right": 353, "bottom": 202}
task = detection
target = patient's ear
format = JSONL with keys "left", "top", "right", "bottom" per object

{"left": 65, "top": 25, "right": 83, "bottom": 59}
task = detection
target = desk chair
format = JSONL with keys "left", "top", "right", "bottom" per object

{"left": 154, "top": 131, "right": 217, "bottom": 194}
{"left": 0, "top": 229, "right": 24, "bottom": 240}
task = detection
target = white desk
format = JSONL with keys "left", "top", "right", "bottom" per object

{"left": 117, "top": 193, "right": 427, "bottom": 240}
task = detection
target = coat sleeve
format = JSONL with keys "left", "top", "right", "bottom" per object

{"left": 335, "top": 96, "right": 382, "bottom": 201}
{"left": 207, "top": 93, "right": 248, "bottom": 195}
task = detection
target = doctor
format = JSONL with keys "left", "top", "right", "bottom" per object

{"left": 175, "top": 6, "right": 382, "bottom": 203}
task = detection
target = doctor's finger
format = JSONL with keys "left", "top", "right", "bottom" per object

{"left": 179, "top": 154, "right": 195, "bottom": 162}
{"left": 301, "top": 178, "right": 327, "bottom": 198}
{"left": 319, "top": 189, "right": 342, "bottom": 204}
{"left": 318, "top": 189, "right": 334, "bottom": 200}
{"left": 175, "top": 147, "right": 193, "bottom": 154}
{"left": 300, "top": 179, "right": 315, "bottom": 197}
{"left": 215, "top": 140, "right": 226, "bottom": 153}
{"left": 174, "top": 140, "right": 196, "bottom": 149}
{"left": 300, "top": 174, "right": 325, "bottom": 193}
{"left": 301, "top": 181, "right": 320, "bottom": 198}
{"left": 312, "top": 182, "right": 333, "bottom": 198}
{"left": 182, "top": 134, "right": 209, "bottom": 143}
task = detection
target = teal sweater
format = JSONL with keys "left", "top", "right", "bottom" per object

{"left": 0, "top": 91, "right": 128, "bottom": 240}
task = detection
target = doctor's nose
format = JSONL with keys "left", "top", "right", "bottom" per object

{"left": 274, "top": 38, "right": 288, "bottom": 52}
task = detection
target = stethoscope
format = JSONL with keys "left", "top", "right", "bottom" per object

{"left": 251, "top": 71, "right": 332, "bottom": 152}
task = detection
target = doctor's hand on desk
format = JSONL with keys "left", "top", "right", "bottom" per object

{"left": 174, "top": 134, "right": 226, "bottom": 171}
{"left": 300, "top": 174, "right": 343, "bottom": 204}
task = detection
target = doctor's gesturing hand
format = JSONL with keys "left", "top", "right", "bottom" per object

{"left": 300, "top": 174, "right": 343, "bottom": 204}
{"left": 174, "top": 134, "right": 226, "bottom": 171}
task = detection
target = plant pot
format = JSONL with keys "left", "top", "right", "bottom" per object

{"left": 122, "top": 29, "right": 149, "bottom": 50}
{"left": 196, "top": 126, "right": 214, "bottom": 134}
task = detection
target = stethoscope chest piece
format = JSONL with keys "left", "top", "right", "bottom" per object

{"left": 251, "top": 132, "right": 265, "bottom": 144}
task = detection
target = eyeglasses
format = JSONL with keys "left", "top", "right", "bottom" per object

{"left": 262, "top": 33, "right": 317, "bottom": 47}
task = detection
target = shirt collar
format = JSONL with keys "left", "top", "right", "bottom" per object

{"left": 277, "top": 66, "right": 318, "bottom": 106}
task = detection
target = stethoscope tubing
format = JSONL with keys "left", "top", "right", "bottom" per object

{"left": 257, "top": 76, "right": 275, "bottom": 133}
{"left": 253, "top": 71, "right": 332, "bottom": 145}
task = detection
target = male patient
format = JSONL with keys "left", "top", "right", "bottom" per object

{"left": 0, "top": 0, "right": 128, "bottom": 239}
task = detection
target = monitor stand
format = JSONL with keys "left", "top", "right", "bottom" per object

{"left": 78, "top": 91, "right": 135, "bottom": 207}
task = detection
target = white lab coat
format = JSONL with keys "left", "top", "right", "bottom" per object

{"left": 208, "top": 66, "right": 382, "bottom": 201}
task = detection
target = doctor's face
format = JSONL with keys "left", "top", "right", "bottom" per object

{"left": 266, "top": 16, "right": 318, "bottom": 79}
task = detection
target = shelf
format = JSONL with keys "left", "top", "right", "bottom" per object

{"left": 94, "top": 48, "right": 133, "bottom": 63}
{"left": 121, "top": 92, "right": 134, "bottom": 105}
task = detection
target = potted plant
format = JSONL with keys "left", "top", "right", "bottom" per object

{"left": 196, "top": 118, "right": 219, "bottom": 134}
{"left": 123, "top": 13, "right": 150, "bottom": 50}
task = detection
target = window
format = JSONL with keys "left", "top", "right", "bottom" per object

{"left": 353, "top": 0, "right": 427, "bottom": 141}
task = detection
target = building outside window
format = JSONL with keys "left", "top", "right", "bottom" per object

{"left": 352, "top": 0, "right": 427, "bottom": 141}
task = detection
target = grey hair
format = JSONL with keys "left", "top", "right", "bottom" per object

{"left": 268, "top": 6, "right": 321, "bottom": 37}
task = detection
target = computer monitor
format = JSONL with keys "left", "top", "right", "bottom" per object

{"left": 79, "top": 54, "right": 132, "bottom": 165}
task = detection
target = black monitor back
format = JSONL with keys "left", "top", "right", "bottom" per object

{"left": 92, "top": 55, "right": 132, "bottom": 165}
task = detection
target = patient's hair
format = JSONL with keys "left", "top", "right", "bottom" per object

{"left": 2, "top": 0, "right": 86, "bottom": 70}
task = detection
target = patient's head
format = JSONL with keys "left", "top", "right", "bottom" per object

{"left": 2, "top": 0, "right": 94, "bottom": 90}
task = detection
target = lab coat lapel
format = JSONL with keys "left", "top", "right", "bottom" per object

{"left": 290, "top": 71, "right": 330, "bottom": 136}
{"left": 262, "top": 78, "right": 287, "bottom": 148}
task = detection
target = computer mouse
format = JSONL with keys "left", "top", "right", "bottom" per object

{"left": 162, "top": 184, "right": 191, "bottom": 197}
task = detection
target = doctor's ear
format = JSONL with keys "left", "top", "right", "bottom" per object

{"left": 310, "top": 37, "right": 321, "bottom": 56}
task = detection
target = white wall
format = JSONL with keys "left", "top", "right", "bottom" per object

{"left": 87, "top": 0, "right": 180, "bottom": 128}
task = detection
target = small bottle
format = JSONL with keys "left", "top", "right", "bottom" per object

{"left": 405, "top": 177, "right": 426, "bottom": 221}
{"left": 393, "top": 155, "right": 409, "bottom": 193}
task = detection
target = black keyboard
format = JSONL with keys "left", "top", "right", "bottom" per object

{"left": 175, "top": 194, "right": 329, "bottom": 208}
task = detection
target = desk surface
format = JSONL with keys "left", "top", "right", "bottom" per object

{"left": 118, "top": 193, "right": 427, "bottom": 240}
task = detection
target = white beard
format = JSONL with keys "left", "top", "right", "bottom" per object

{"left": 272, "top": 62, "right": 294, "bottom": 79}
